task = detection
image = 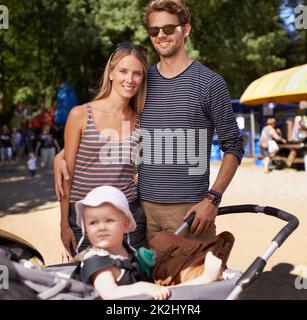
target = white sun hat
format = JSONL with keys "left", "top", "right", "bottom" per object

{"left": 75, "top": 186, "right": 136, "bottom": 252}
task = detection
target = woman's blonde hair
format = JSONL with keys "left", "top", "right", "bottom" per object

{"left": 94, "top": 43, "right": 148, "bottom": 114}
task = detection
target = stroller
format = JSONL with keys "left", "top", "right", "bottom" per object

{"left": 0, "top": 204, "right": 299, "bottom": 300}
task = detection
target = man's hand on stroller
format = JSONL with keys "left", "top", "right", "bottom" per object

{"left": 184, "top": 199, "right": 218, "bottom": 236}
{"left": 60, "top": 225, "right": 77, "bottom": 263}
{"left": 54, "top": 149, "right": 70, "bottom": 201}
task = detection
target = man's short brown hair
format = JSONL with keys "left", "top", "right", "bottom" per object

{"left": 144, "top": 0, "right": 191, "bottom": 26}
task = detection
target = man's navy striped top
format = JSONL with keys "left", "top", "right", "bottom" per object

{"left": 139, "top": 61, "right": 244, "bottom": 203}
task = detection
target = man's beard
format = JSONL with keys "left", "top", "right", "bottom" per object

{"left": 155, "top": 42, "right": 180, "bottom": 58}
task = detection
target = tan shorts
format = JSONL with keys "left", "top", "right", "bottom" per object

{"left": 140, "top": 200, "right": 216, "bottom": 242}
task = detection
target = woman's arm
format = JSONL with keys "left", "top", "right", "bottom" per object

{"left": 60, "top": 106, "right": 86, "bottom": 261}
{"left": 93, "top": 268, "right": 170, "bottom": 300}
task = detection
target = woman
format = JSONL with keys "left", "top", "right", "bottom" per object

{"left": 259, "top": 117, "right": 286, "bottom": 173}
{"left": 60, "top": 43, "right": 148, "bottom": 262}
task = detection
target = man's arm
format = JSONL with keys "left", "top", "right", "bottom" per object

{"left": 185, "top": 74, "right": 244, "bottom": 235}
{"left": 54, "top": 149, "right": 70, "bottom": 201}
{"left": 185, "top": 154, "right": 239, "bottom": 236}
{"left": 210, "top": 153, "right": 239, "bottom": 194}
{"left": 208, "top": 74, "right": 244, "bottom": 192}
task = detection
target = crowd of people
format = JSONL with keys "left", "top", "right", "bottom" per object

{"left": 0, "top": 120, "right": 62, "bottom": 176}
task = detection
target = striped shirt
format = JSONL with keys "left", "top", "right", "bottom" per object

{"left": 139, "top": 61, "right": 244, "bottom": 203}
{"left": 70, "top": 105, "right": 140, "bottom": 204}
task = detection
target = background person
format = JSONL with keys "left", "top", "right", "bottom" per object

{"left": 35, "top": 125, "right": 61, "bottom": 174}
{"left": 260, "top": 117, "right": 287, "bottom": 173}
{"left": 11, "top": 126, "right": 24, "bottom": 162}
{"left": 27, "top": 151, "right": 37, "bottom": 178}
{"left": 0, "top": 125, "right": 13, "bottom": 171}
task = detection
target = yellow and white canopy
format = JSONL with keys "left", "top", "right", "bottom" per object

{"left": 240, "top": 64, "right": 307, "bottom": 105}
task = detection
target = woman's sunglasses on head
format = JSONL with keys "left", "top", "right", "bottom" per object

{"left": 111, "top": 42, "right": 148, "bottom": 60}
{"left": 147, "top": 24, "right": 182, "bottom": 37}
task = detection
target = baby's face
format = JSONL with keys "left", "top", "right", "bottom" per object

{"left": 83, "top": 203, "right": 130, "bottom": 253}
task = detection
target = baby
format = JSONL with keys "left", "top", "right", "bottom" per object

{"left": 75, "top": 186, "right": 222, "bottom": 300}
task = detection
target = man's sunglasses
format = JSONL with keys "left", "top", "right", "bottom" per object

{"left": 147, "top": 24, "right": 182, "bottom": 37}
{"left": 111, "top": 42, "right": 148, "bottom": 60}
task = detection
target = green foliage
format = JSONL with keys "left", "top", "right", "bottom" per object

{"left": 13, "top": 86, "right": 37, "bottom": 104}
{"left": 187, "top": 0, "right": 292, "bottom": 96}
{"left": 242, "top": 31, "right": 289, "bottom": 73}
{"left": 0, "top": 0, "right": 304, "bottom": 119}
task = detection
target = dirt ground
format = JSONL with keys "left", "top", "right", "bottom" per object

{"left": 1, "top": 159, "right": 307, "bottom": 300}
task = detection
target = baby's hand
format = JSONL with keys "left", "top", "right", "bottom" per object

{"left": 136, "top": 282, "right": 171, "bottom": 300}
{"left": 204, "top": 251, "right": 222, "bottom": 281}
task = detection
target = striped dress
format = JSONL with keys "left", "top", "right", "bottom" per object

{"left": 70, "top": 104, "right": 140, "bottom": 204}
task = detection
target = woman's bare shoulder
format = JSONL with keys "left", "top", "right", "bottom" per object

{"left": 65, "top": 104, "right": 89, "bottom": 132}
{"left": 69, "top": 104, "right": 88, "bottom": 120}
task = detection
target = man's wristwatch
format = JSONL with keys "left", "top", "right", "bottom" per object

{"left": 204, "top": 189, "right": 222, "bottom": 207}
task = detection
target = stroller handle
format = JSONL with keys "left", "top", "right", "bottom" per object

{"left": 184, "top": 212, "right": 196, "bottom": 226}
{"left": 174, "top": 212, "right": 196, "bottom": 235}
{"left": 218, "top": 204, "right": 299, "bottom": 247}
{"left": 176, "top": 204, "right": 299, "bottom": 247}
{"left": 219, "top": 205, "right": 299, "bottom": 299}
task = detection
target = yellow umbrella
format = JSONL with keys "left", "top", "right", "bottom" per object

{"left": 240, "top": 64, "right": 307, "bottom": 105}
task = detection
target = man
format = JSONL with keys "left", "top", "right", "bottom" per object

{"left": 54, "top": 0, "right": 244, "bottom": 243}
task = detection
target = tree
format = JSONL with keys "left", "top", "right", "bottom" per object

{"left": 0, "top": 0, "right": 149, "bottom": 120}
{"left": 188, "top": 0, "right": 291, "bottom": 97}
{"left": 280, "top": 0, "right": 307, "bottom": 66}
{"left": 0, "top": 0, "right": 303, "bottom": 121}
